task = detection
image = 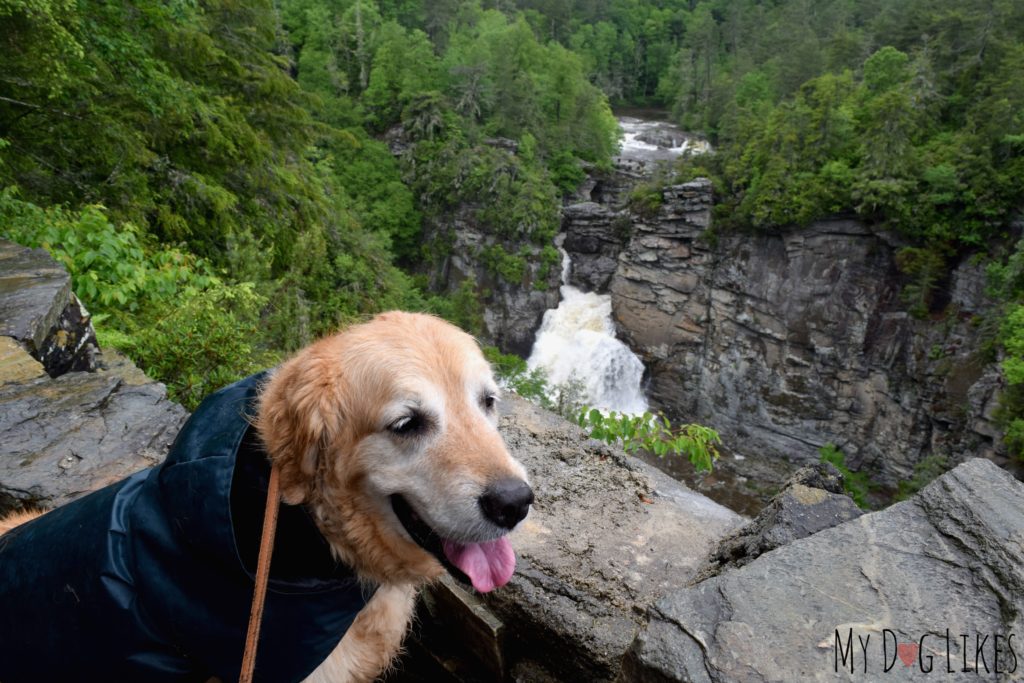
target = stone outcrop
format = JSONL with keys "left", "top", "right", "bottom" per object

{"left": 0, "top": 240, "right": 99, "bottom": 376}
{"left": 0, "top": 347, "right": 188, "bottom": 512}
{"left": 589, "top": 180, "right": 1005, "bottom": 486}
{"left": 396, "top": 395, "right": 744, "bottom": 682}
{"left": 433, "top": 205, "right": 561, "bottom": 356}
{"left": 0, "top": 240, "right": 188, "bottom": 512}
{"left": 696, "top": 462, "right": 863, "bottom": 580}
{"left": 621, "top": 458, "right": 1024, "bottom": 682}
{"left": 562, "top": 201, "right": 629, "bottom": 292}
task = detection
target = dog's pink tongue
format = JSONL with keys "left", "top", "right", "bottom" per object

{"left": 442, "top": 537, "right": 515, "bottom": 593}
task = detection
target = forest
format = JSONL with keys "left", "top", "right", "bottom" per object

{"left": 2, "top": 0, "right": 1023, "bottom": 452}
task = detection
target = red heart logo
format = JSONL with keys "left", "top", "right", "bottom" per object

{"left": 897, "top": 642, "right": 918, "bottom": 667}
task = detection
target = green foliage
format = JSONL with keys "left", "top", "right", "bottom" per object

{"left": 484, "top": 345, "right": 723, "bottom": 473}
{"left": 549, "top": 375, "right": 587, "bottom": 420}
{"left": 491, "top": 0, "right": 1023, "bottom": 275}
{"left": 1000, "top": 305, "right": 1024, "bottom": 386}
{"left": 536, "top": 244, "right": 561, "bottom": 283}
{"left": 0, "top": 188, "right": 216, "bottom": 312}
{"left": 483, "top": 346, "right": 551, "bottom": 406}
{"left": 995, "top": 303, "right": 1024, "bottom": 460}
{"left": 480, "top": 245, "right": 527, "bottom": 284}
{"left": 549, "top": 150, "right": 586, "bottom": 195}
{"left": 985, "top": 237, "right": 1024, "bottom": 460}
{"left": 1003, "top": 419, "right": 1024, "bottom": 459}
{"left": 426, "top": 278, "right": 485, "bottom": 336}
{"left": 895, "top": 247, "right": 948, "bottom": 319}
{"left": 8, "top": 0, "right": 1019, "bottom": 449}
{"left": 628, "top": 182, "right": 664, "bottom": 219}
{"left": 0, "top": 191, "right": 280, "bottom": 409}
{"left": 579, "top": 408, "right": 721, "bottom": 473}
{"left": 819, "top": 443, "right": 873, "bottom": 509}
{"left": 113, "top": 284, "right": 281, "bottom": 410}
{"left": 895, "top": 455, "right": 950, "bottom": 501}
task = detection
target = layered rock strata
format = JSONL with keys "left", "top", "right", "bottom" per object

{"left": 561, "top": 181, "right": 1004, "bottom": 484}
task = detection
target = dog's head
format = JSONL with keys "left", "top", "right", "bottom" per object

{"left": 256, "top": 311, "right": 532, "bottom": 591}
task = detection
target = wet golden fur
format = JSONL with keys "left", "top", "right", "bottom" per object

{"left": 0, "top": 509, "right": 44, "bottom": 536}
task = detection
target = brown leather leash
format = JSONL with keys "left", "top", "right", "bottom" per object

{"left": 238, "top": 462, "right": 282, "bottom": 683}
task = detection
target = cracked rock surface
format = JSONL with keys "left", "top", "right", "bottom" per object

{"left": 0, "top": 347, "right": 187, "bottom": 512}
{"left": 560, "top": 179, "right": 1004, "bottom": 485}
{"left": 473, "top": 396, "right": 744, "bottom": 682}
{"left": 621, "top": 458, "right": 1024, "bottom": 682}
{"left": 696, "top": 463, "right": 864, "bottom": 580}
{"left": 0, "top": 240, "right": 99, "bottom": 375}
{"left": 0, "top": 239, "right": 186, "bottom": 512}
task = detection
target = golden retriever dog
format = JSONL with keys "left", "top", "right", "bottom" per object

{"left": 0, "top": 311, "right": 533, "bottom": 683}
{"left": 264, "top": 311, "right": 533, "bottom": 681}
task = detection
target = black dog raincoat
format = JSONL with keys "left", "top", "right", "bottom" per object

{"left": 0, "top": 372, "right": 373, "bottom": 683}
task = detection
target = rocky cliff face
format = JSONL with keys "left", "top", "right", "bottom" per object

{"left": 428, "top": 203, "right": 561, "bottom": 356}
{"left": 563, "top": 179, "right": 1005, "bottom": 486}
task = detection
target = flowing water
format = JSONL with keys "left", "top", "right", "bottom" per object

{"left": 523, "top": 115, "right": 778, "bottom": 517}
{"left": 525, "top": 114, "right": 707, "bottom": 416}
{"left": 526, "top": 249, "right": 648, "bottom": 415}
{"left": 616, "top": 115, "right": 712, "bottom": 167}
{"left": 524, "top": 247, "right": 777, "bottom": 516}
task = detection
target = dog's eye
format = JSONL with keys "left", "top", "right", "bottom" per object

{"left": 482, "top": 394, "right": 498, "bottom": 411}
{"left": 389, "top": 412, "right": 427, "bottom": 437}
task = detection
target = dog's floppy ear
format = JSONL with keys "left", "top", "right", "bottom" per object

{"left": 256, "top": 353, "right": 345, "bottom": 505}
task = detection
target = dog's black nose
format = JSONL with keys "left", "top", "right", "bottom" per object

{"left": 479, "top": 478, "right": 534, "bottom": 529}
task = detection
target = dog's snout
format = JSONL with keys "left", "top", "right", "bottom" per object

{"left": 479, "top": 478, "right": 534, "bottom": 529}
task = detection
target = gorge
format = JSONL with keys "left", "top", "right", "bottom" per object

{"left": 459, "top": 113, "right": 1018, "bottom": 504}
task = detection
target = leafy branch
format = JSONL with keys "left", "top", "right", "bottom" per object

{"left": 577, "top": 408, "right": 721, "bottom": 473}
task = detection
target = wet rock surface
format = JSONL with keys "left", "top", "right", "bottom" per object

{"left": 0, "top": 347, "right": 188, "bottom": 512}
{"left": 622, "top": 458, "right": 1024, "bottom": 682}
{"left": 562, "top": 201, "right": 629, "bottom": 292}
{"left": 0, "top": 241, "right": 70, "bottom": 350}
{"left": 696, "top": 463, "right": 863, "bottom": 580}
{"left": 0, "top": 241, "right": 187, "bottom": 512}
{"left": 394, "top": 395, "right": 745, "bottom": 682}
{"left": 0, "top": 240, "right": 100, "bottom": 375}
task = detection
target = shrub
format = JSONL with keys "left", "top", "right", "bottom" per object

{"left": 112, "top": 283, "right": 280, "bottom": 410}
{"left": 483, "top": 346, "right": 551, "bottom": 407}
{"left": 579, "top": 408, "right": 721, "bottom": 473}
{"left": 819, "top": 443, "right": 874, "bottom": 509}
{"left": 895, "top": 454, "right": 950, "bottom": 500}
{"left": 0, "top": 191, "right": 279, "bottom": 409}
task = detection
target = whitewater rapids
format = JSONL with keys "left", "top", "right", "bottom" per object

{"left": 526, "top": 251, "right": 648, "bottom": 415}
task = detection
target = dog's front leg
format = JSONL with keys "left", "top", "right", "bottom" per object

{"left": 303, "top": 582, "right": 417, "bottom": 683}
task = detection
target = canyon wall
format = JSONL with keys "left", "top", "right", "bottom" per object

{"left": 425, "top": 200, "right": 561, "bottom": 357}
{"left": 565, "top": 178, "right": 1006, "bottom": 485}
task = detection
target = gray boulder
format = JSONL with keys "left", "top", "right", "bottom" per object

{"left": 0, "top": 240, "right": 187, "bottom": 512}
{"left": 562, "top": 202, "right": 629, "bottom": 292}
{"left": 401, "top": 395, "right": 745, "bottom": 682}
{"left": 622, "top": 459, "right": 1024, "bottom": 682}
{"left": 0, "top": 346, "right": 188, "bottom": 512}
{"left": 698, "top": 462, "right": 863, "bottom": 579}
{"left": 0, "top": 240, "right": 99, "bottom": 375}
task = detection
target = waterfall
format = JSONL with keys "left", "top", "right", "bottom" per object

{"left": 526, "top": 250, "right": 648, "bottom": 415}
